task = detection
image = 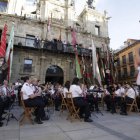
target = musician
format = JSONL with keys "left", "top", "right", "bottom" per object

{"left": 1, "top": 80, "right": 12, "bottom": 109}
{"left": 120, "top": 84, "right": 136, "bottom": 115}
{"left": 69, "top": 78, "right": 93, "bottom": 122}
{"left": 63, "top": 81, "right": 71, "bottom": 98}
{"left": 110, "top": 84, "right": 118, "bottom": 114}
{"left": 114, "top": 84, "right": 125, "bottom": 107}
{"left": 21, "top": 76, "right": 46, "bottom": 124}
{"left": 31, "top": 78, "right": 48, "bottom": 121}
{"left": 41, "top": 83, "right": 50, "bottom": 100}
{"left": 53, "top": 83, "right": 62, "bottom": 111}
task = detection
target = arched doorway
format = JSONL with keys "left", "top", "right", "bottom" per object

{"left": 45, "top": 65, "right": 64, "bottom": 84}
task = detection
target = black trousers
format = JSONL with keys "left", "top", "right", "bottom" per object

{"left": 24, "top": 97, "right": 45, "bottom": 120}
{"left": 0, "top": 97, "right": 4, "bottom": 121}
{"left": 73, "top": 97, "right": 90, "bottom": 119}
{"left": 120, "top": 96, "right": 134, "bottom": 113}
{"left": 114, "top": 96, "right": 122, "bottom": 107}
{"left": 104, "top": 95, "right": 111, "bottom": 110}
{"left": 54, "top": 96, "right": 61, "bottom": 109}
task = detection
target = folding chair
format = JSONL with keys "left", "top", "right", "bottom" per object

{"left": 127, "top": 87, "right": 139, "bottom": 113}
{"left": 59, "top": 92, "right": 68, "bottom": 115}
{"left": 65, "top": 92, "right": 81, "bottom": 122}
{"left": 19, "top": 92, "right": 34, "bottom": 125}
{"left": 127, "top": 98, "right": 139, "bottom": 113}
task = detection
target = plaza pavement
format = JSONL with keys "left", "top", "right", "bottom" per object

{"left": 0, "top": 105, "right": 140, "bottom": 140}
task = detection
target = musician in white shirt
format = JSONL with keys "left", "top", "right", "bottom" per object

{"left": 21, "top": 76, "right": 45, "bottom": 124}
{"left": 31, "top": 78, "right": 48, "bottom": 121}
{"left": 114, "top": 84, "right": 125, "bottom": 107}
{"left": 69, "top": 78, "right": 93, "bottom": 122}
{"left": 1, "top": 80, "right": 12, "bottom": 109}
{"left": 120, "top": 84, "right": 136, "bottom": 115}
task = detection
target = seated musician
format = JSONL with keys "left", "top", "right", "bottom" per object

{"left": 120, "top": 84, "right": 136, "bottom": 115}
{"left": 53, "top": 83, "right": 62, "bottom": 111}
{"left": 21, "top": 76, "right": 46, "bottom": 124}
{"left": 42, "top": 83, "right": 51, "bottom": 98}
{"left": 1, "top": 80, "right": 12, "bottom": 109}
{"left": 31, "top": 78, "right": 48, "bottom": 120}
{"left": 63, "top": 81, "right": 71, "bottom": 98}
{"left": 69, "top": 77, "right": 93, "bottom": 122}
{"left": 114, "top": 84, "right": 125, "bottom": 108}
{"left": 109, "top": 84, "right": 117, "bottom": 114}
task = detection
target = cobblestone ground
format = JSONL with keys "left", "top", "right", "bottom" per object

{"left": 0, "top": 105, "right": 140, "bottom": 140}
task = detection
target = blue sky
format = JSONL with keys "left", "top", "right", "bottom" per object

{"left": 75, "top": 0, "right": 140, "bottom": 50}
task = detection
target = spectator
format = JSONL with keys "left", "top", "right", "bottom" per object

{"left": 34, "top": 36, "right": 40, "bottom": 48}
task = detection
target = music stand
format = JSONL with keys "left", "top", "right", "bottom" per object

{"left": 87, "top": 89, "right": 104, "bottom": 116}
{"left": 4, "top": 99, "right": 18, "bottom": 126}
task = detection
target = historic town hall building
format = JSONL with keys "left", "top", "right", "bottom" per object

{"left": 0, "top": 0, "right": 110, "bottom": 84}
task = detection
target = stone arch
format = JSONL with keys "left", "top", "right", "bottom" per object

{"left": 45, "top": 65, "right": 64, "bottom": 84}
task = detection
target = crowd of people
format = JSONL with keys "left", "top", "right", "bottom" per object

{"left": 0, "top": 76, "right": 140, "bottom": 127}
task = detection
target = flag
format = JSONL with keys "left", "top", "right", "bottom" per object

{"left": 75, "top": 55, "right": 82, "bottom": 79}
{"left": 91, "top": 39, "right": 102, "bottom": 86}
{"left": 0, "top": 24, "right": 8, "bottom": 57}
{"left": 5, "top": 24, "right": 14, "bottom": 81}
{"left": 71, "top": 28, "right": 82, "bottom": 78}
{"left": 71, "top": 29, "right": 77, "bottom": 46}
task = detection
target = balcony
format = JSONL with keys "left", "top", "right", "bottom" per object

{"left": 4, "top": 34, "right": 92, "bottom": 56}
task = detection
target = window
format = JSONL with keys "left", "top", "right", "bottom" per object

{"left": 0, "top": 2, "right": 8, "bottom": 13}
{"left": 130, "top": 66, "right": 135, "bottom": 77}
{"left": 123, "top": 68, "right": 127, "bottom": 77}
{"left": 24, "top": 59, "right": 33, "bottom": 72}
{"left": 117, "top": 58, "right": 120, "bottom": 66}
{"left": 95, "top": 25, "right": 100, "bottom": 36}
{"left": 122, "top": 55, "right": 126, "bottom": 65}
{"left": 118, "top": 69, "right": 121, "bottom": 79}
{"left": 128, "top": 52, "right": 133, "bottom": 63}
{"left": 26, "top": 34, "right": 35, "bottom": 47}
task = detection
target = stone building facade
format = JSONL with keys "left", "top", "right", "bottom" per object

{"left": 0, "top": 0, "right": 110, "bottom": 84}
{"left": 115, "top": 39, "right": 140, "bottom": 84}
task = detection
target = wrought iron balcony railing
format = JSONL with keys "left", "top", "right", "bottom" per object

{"left": 1, "top": 34, "right": 92, "bottom": 56}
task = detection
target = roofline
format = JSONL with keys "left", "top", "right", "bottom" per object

{"left": 115, "top": 40, "right": 140, "bottom": 55}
